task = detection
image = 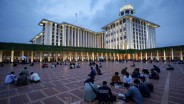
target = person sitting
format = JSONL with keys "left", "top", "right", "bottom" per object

{"left": 83, "top": 78, "right": 98, "bottom": 102}
{"left": 95, "top": 64, "right": 102, "bottom": 75}
{"left": 98, "top": 81, "right": 116, "bottom": 104}
{"left": 134, "top": 78, "right": 151, "bottom": 98}
{"left": 51, "top": 63, "right": 56, "bottom": 68}
{"left": 123, "top": 73, "right": 133, "bottom": 84}
{"left": 110, "top": 72, "right": 123, "bottom": 87}
{"left": 88, "top": 67, "right": 96, "bottom": 78}
{"left": 30, "top": 72, "right": 40, "bottom": 83}
{"left": 166, "top": 64, "right": 174, "bottom": 70}
{"left": 124, "top": 83, "right": 143, "bottom": 104}
{"left": 132, "top": 68, "right": 140, "bottom": 78}
{"left": 121, "top": 67, "right": 128, "bottom": 75}
{"left": 130, "top": 62, "right": 135, "bottom": 67}
{"left": 153, "top": 65, "right": 160, "bottom": 73}
{"left": 99, "top": 63, "right": 102, "bottom": 68}
{"left": 42, "top": 63, "right": 48, "bottom": 68}
{"left": 0, "top": 62, "right": 4, "bottom": 67}
{"left": 149, "top": 69, "right": 159, "bottom": 80}
{"left": 15, "top": 72, "right": 28, "bottom": 86}
{"left": 21, "top": 67, "right": 29, "bottom": 77}
{"left": 30, "top": 62, "right": 34, "bottom": 66}
{"left": 4, "top": 71, "right": 16, "bottom": 84}
{"left": 76, "top": 63, "right": 80, "bottom": 68}
{"left": 12, "top": 62, "right": 17, "bottom": 67}
{"left": 140, "top": 68, "right": 150, "bottom": 83}
{"left": 178, "top": 60, "right": 184, "bottom": 64}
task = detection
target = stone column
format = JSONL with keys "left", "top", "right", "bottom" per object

{"left": 171, "top": 49, "right": 174, "bottom": 60}
{"left": 87, "top": 52, "right": 89, "bottom": 61}
{"left": 117, "top": 53, "right": 120, "bottom": 60}
{"left": 92, "top": 52, "right": 94, "bottom": 61}
{"left": 31, "top": 51, "right": 34, "bottom": 62}
{"left": 11, "top": 50, "right": 14, "bottom": 62}
{"left": 113, "top": 53, "right": 116, "bottom": 60}
{"left": 0, "top": 51, "right": 3, "bottom": 62}
{"left": 39, "top": 51, "right": 43, "bottom": 62}
{"left": 21, "top": 50, "right": 24, "bottom": 56}
{"left": 140, "top": 51, "right": 143, "bottom": 60}
{"left": 163, "top": 50, "right": 166, "bottom": 60}
{"left": 48, "top": 52, "right": 51, "bottom": 62}
{"left": 56, "top": 52, "right": 58, "bottom": 62}
{"left": 151, "top": 52, "right": 153, "bottom": 60}
{"left": 81, "top": 52, "right": 84, "bottom": 61}
{"left": 69, "top": 52, "right": 72, "bottom": 61}
{"left": 145, "top": 52, "right": 148, "bottom": 60}
{"left": 101, "top": 53, "right": 103, "bottom": 57}
{"left": 75, "top": 52, "right": 78, "bottom": 61}
{"left": 62, "top": 52, "right": 65, "bottom": 61}
{"left": 180, "top": 49, "right": 183, "bottom": 60}
{"left": 105, "top": 53, "right": 108, "bottom": 60}
{"left": 157, "top": 50, "right": 159, "bottom": 60}
{"left": 96, "top": 53, "right": 99, "bottom": 60}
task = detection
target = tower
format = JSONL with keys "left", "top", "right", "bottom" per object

{"left": 119, "top": 4, "right": 134, "bottom": 16}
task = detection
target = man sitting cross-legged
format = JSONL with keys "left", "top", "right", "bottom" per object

{"left": 98, "top": 81, "right": 116, "bottom": 104}
{"left": 110, "top": 72, "right": 123, "bottom": 87}
{"left": 124, "top": 83, "right": 143, "bottom": 104}
{"left": 30, "top": 72, "right": 41, "bottom": 83}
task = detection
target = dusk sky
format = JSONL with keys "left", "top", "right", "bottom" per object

{"left": 0, "top": 0, "right": 184, "bottom": 47}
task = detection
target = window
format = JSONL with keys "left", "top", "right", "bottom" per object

{"left": 125, "top": 10, "right": 129, "bottom": 14}
{"left": 120, "top": 20, "right": 122, "bottom": 25}
{"left": 123, "top": 19, "right": 126, "bottom": 23}
{"left": 52, "top": 23, "right": 55, "bottom": 27}
{"left": 120, "top": 37, "right": 123, "bottom": 40}
{"left": 124, "top": 36, "right": 126, "bottom": 39}
{"left": 52, "top": 35, "right": 54, "bottom": 38}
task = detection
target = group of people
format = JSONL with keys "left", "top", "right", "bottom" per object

{"left": 4, "top": 67, "right": 40, "bottom": 86}
{"left": 69, "top": 62, "right": 80, "bottom": 69}
{"left": 84, "top": 78, "right": 116, "bottom": 103}
{"left": 88, "top": 63, "right": 103, "bottom": 78}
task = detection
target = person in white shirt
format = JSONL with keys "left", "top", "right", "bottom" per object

{"left": 4, "top": 71, "right": 16, "bottom": 84}
{"left": 30, "top": 72, "right": 40, "bottom": 82}
{"left": 123, "top": 73, "right": 132, "bottom": 84}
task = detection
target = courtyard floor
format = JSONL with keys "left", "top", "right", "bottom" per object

{"left": 0, "top": 61, "right": 184, "bottom": 104}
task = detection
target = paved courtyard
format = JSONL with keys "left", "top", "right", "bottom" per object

{"left": 0, "top": 61, "right": 184, "bottom": 104}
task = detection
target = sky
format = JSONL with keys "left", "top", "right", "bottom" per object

{"left": 0, "top": 0, "right": 184, "bottom": 47}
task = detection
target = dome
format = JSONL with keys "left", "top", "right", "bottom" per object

{"left": 120, "top": 4, "right": 134, "bottom": 12}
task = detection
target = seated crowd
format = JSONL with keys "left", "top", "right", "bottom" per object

{"left": 4, "top": 67, "right": 41, "bottom": 86}
{"left": 84, "top": 62, "right": 165, "bottom": 104}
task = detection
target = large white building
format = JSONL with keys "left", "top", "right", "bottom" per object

{"left": 31, "top": 4, "right": 159, "bottom": 50}
{"left": 31, "top": 20, "right": 104, "bottom": 48}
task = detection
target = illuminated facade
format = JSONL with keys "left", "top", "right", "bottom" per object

{"left": 102, "top": 4, "right": 159, "bottom": 50}
{"left": 31, "top": 20, "right": 104, "bottom": 48}
{"left": 31, "top": 4, "right": 159, "bottom": 50}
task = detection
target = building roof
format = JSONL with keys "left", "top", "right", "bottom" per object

{"left": 61, "top": 22, "right": 98, "bottom": 33}
{"left": 38, "top": 19, "right": 104, "bottom": 34}
{"left": 30, "top": 32, "right": 43, "bottom": 42}
{"left": 38, "top": 19, "right": 60, "bottom": 26}
{"left": 101, "top": 15, "right": 160, "bottom": 29}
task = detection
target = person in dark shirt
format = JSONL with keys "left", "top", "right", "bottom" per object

{"left": 149, "top": 69, "right": 159, "bottom": 80}
{"left": 98, "top": 81, "right": 116, "bottom": 104}
{"left": 88, "top": 67, "right": 96, "bottom": 78}
{"left": 132, "top": 68, "right": 140, "bottom": 78}
{"left": 121, "top": 67, "right": 128, "bottom": 75}
{"left": 153, "top": 65, "right": 160, "bottom": 73}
